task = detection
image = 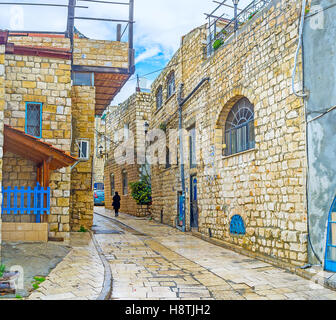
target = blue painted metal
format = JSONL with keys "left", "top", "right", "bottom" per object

{"left": 1, "top": 183, "right": 50, "bottom": 220}
{"left": 178, "top": 194, "right": 185, "bottom": 231}
{"left": 324, "top": 196, "right": 336, "bottom": 272}
{"left": 25, "top": 102, "right": 42, "bottom": 138}
{"left": 230, "top": 215, "right": 246, "bottom": 235}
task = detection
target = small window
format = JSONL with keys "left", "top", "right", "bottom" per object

{"left": 124, "top": 123, "right": 129, "bottom": 140}
{"left": 78, "top": 140, "right": 90, "bottom": 160}
{"left": 110, "top": 174, "right": 115, "bottom": 196}
{"left": 25, "top": 102, "right": 42, "bottom": 138}
{"left": 167, "top": 72, "right": 175, "bottom": 99}
{"left": 156, "top": 86, "right": 163, "bottom": 110}
{"left": 122, "top": 170, "right": 128, "bottom": 195}
{"left": 165, "top": 147, "right": 171, "bottom": 169}
{"left": 189, "top": 126, "right": 196, "bottom": 168}
{"left": 230, "top": 215, "right": 246, "bottom": 235}
{"left": 73, "top": 72, "right": 94, "bottom": 86}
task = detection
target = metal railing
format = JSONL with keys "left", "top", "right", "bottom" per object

{"left": 207, "top": 0, "right": 272, "bottom": 56}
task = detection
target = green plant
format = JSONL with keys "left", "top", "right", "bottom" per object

{"left": 0, "top": 264, "right": 6, "bottom": 278}
{"left": 31, "top": 276, "right": 45, "bottom": 291}
{"left": 213, "top": 39, "right": 224, "bottom": 51}
{"left": 15, "top": 294, "right": 23, "bottom": 300}
{"left": 79, "top": 226, "right": 88, "bottom": 233}
{"left": 159, "top": 122, "right": 167, "bottom": 132}
{"left": 129, "top": 179, "right": 152, "bottom": 205}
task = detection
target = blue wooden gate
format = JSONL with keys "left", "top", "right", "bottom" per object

{"left": 1, "top": 182, "right": 50, "bottom": 223}
{"left": 325, "top": 196, "right": 336, "bottom": 272}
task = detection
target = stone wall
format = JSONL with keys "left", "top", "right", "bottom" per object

{"left": 0, "top": 44, "right": 5, "bottom": 246}
{"left": 93, "top": 116, "right": 106, "bottom": 185}
{"left": 73, "top": 39, "right": 129, "bottom": 69}
{"left": 150, "top": 0, "right": 308, "bottom": 266}
{"left": 104, "top": 92, "right": 151, "bottom": 216}
{"left": 3, "top": 52, "right": 72, "bottom": 240}
{"left": 8, "top": 36, "right": 70, "bottom": 50}
{"left": 70, "top": 86, "right": 95, "bottom": 231}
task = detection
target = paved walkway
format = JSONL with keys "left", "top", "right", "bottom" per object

{"left": 28, "top": 232, "right": 104, "bottom": 300}
{"left": 94, "top": 207, "right": 336, "bottom": 300}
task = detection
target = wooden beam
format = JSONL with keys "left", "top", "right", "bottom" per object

{"left": 72, "top": 64, "right": 130, "bottom": 74}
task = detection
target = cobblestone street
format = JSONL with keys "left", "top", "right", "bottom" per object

{"left": 93, "top": 207, "right": 336, "bottom": 300}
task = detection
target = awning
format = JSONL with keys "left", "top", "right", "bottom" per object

{"left": 3, "top": 125, "right": 77, "bottom": 171}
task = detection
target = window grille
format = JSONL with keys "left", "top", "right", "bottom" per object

{"left": 26, "top": 102, "right": 42, "bottom": 138}
{"left": 224, "top": 98, "right": 255, "bottom": 156}
{"left": 78, "top": 140, "right": 89, "bottom": 160}
{"left": 167, "top": 72, "right": 175, "bottom": 99}
{"left": 156, "top": 86, "right": 163, "bottom": 110}
{"left": 230, "top": 215, "right": 246, "bottom": 235}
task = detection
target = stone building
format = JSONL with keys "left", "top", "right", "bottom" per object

{"left": 93, "top": 115, "right": 106, "bottom": 189}
{"left": 104, "top": 91, "right": 151, "bottom": 216}
{"left": 150, "top": 0, "right": 309, "bottom": 267}
{"left": 0, "top": 29, "right": 133, "bottom": 242}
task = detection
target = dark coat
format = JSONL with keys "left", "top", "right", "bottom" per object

{"left": 112, "top": 194, "right": 121, "bottom": 210}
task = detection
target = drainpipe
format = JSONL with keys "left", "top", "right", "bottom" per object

{"left": 292, "top": 0, "right": 308, "bottom": 98}
{"left": 177, "top": 84, "right": 186, "bottom": 232}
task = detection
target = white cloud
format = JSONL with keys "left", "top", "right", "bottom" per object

{"left": 0, "top": 0, "right": 252, "bottom": 106}
{"left": 135, "top": 46, "right": 161, "bottom": 64}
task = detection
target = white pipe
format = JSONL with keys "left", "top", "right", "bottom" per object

{"left": 292, "top": 0, "right": 308, "bottom": 98}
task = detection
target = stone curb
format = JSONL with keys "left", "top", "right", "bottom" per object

{"left": 89, "top": 230, "right": 113, "bottom": 300}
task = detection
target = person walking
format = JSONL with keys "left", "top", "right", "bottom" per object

{"left": 112, "top": 191, "right": 121, "bottom": 217}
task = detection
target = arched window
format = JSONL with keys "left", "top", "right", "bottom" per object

{"left": 224, "top": 97, "right": 255, "bottom": 156}
{"left": 122, "top": 170, "right": 128, "bottom": 195}
{"left": 156, "top": 86, "right": 163, "bottom": 110}
{"left": 167, "top": 72, "right": 175, "bottom": 99}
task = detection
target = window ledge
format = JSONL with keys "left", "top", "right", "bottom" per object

{"left": 221, "top": 148, "right": 256, "bottom": 160}
{"left": 165, "top": 92, "right": 176, "bottom": 104}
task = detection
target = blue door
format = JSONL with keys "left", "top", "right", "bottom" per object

{"left": 190, "top": 176, "right": 198, "bottom": 229}
{"left": 325, "top": 196, "right": 336, "bottom": 272}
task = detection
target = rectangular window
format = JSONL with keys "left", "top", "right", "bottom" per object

{"left": 124, "top": 123, "right": 129, "bottom": 140}
{"left": 122, "top": 171, "right": 128, "bottom": 195}
{"left": 110, "top": 174, "right": 115, "bottom": 196}
{"left": 78, "top": 140, "right": 90, "bottom": 160}
{"left": 25, "top": 102, "right": 42, "bottom": 138}
{"left": 73, "top": 72, "right": 94, "bottom": 86}
{"left": 189, "top": 126, "right": 197, "bottom": 168}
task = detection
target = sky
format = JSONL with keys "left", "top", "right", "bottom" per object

{"left": 0, "top": 0, "right": 251, "bottom": 105}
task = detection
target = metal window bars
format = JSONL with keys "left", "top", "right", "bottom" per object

{"left": 205, "top": 0, "right": 272, "bottom": 56}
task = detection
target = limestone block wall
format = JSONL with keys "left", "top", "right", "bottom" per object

{"left": 150, "top": 26, "right": 207, "bottom": 226}
{"left": 3, "top": 53, "right": 72, "bottom": 240}
{"left": 73, "top": 39, "right": 129, "bottom": 69}
{"left": 0, "top": 44, "right": 5, "bottom": 246}
{"left": 7, "top": 36, "right": 70, "bottom": 50}
{"left": 104, "top": 92, "right": 151, "bottom": 216}
{"left": 150, "top": 0, "right": 308, "bottom": 266}
{"left": 70, "top": 86, "right": 95, "bottom": 231}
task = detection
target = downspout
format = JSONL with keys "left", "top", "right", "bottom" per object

{"left": 292, "top": 0, "right": 308, "bottom": 98}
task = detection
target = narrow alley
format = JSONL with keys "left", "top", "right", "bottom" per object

{"left": 93, "top": 208, "right": 336, "bottom": 300}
